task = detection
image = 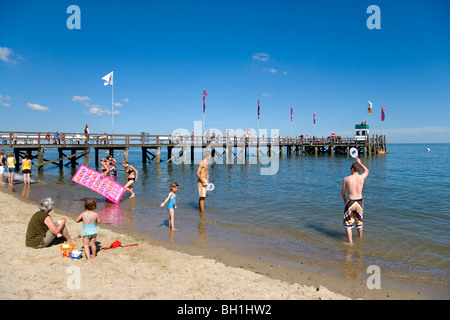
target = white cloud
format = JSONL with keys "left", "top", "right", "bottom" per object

{"left": 72, "top": 96, "right": 91, "bottom": 103}
{"left": 0, "top": 94, "right": 11, "bottom": 107}
{"left": 252, "top": 52, "right": 269, "bottom": 61}
{"left": 88, "top": 107, "right": 120, "bottom": 116}
{"left": 88, "top": 106, "right": 106, "bottom": 116}
{"left": 261, "top": 92, "right": 273, "bottom": 97}
{"left": 73, "top": 95, "right": 126, "bottom": 116}
{"left": 263, "top": 67, "right": 278, "bottom": 73}
{"left": 27, "top": 103, "right": 50, "bottom": 112}
{"left": 0, "top": 47, "right": 22, "bottom": 65}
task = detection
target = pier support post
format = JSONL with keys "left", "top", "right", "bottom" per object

{"left": 155, "top": 147, "right": 161, "bottom": 163}
{"left": 182, "top": 147, "right": 187, "bottom": 163}
{"left": 225, "top": 145, "right": 232, "bottom": 163}
{"left": 84, "top": 148, "right": 90, "bottom": 166}
{"left": 38, "top": 147, "right": 44, "bottom": 172}
{"left": 70, "top": 149, "right": 77, "bottom": 168}
{"left": 124, "top": 147, "right": 129, "bottom": 163}
{"left": 142, "top": 147, "right": 147, "bottom": 163}
{"left": 58, "top": 149, "right": 64, "bottom": 168}
{"left": 95, "top": 148, "right": 99, "bottom": 166}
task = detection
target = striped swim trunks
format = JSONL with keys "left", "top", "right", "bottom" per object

{"left": 343, "top": 199, "right": 364, "bottom": 229}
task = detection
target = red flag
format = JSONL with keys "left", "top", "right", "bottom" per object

{"left": 203, "top": 90, "right": 207, "bottom": 113}
{"left": 381, "top": 107, "right": 386, "bottom": 121}
{"left": 258, "top": 100, "right": 260, "bottom": 119}
{"left": 291, "top": 107, "right": 293, "bottom": 121}
{"left": 313, "top": 112, "right": 316, "bottom": 124}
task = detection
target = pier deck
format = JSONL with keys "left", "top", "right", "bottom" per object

{"left": 1, "top": 131, "right": 387, "bottom": 171}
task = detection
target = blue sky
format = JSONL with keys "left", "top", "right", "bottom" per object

{"left": 1, "top": 0, "right": 449, "bottom": 143}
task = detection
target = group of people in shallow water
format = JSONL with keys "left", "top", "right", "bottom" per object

{"left": 0, "top": 150, "right": 32, "bottom": 186}
{"left": 22, "top": 147, "right": 367, "bottom": 262}
{"left": 23, "top": 149, "right": 214, "bottom": 262}
{"left": 99, "top": 155, "right": 138, "bottom": 198}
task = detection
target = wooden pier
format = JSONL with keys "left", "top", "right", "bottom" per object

{"left": 1, "top": 131, "right": 387, "bottom": 172}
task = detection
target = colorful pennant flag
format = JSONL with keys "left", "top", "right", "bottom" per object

{"left": 102, "top": 71, "right": 113, "bottom": 86}
{"left": 368, "top": 100, "right": 373, "bottom": 114}
{"left": 313, "top": 112, "right": 316, "bottom": 124}
{"left": 290, "top": 107, "right": 293, "bottom": 121}
{"left": 203, "top": 89, "right": 207, "bottom": 113}
{"left": 381, "top": 107, "right": 386, "bottom": 121}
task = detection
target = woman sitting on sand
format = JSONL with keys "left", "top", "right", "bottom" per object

{"left": 122, "top": 161, "right": 138, "bottom": 198}
{"left": 26, "top": 198, "right": 78, "bottom": 248}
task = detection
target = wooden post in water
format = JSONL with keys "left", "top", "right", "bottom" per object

{"left": 38, "top": 147, "right": 44, "bottom": 172}
{"left": 58, "top": 149, "right": 64, "bottom": 168}
{"left": 155, "top": 147, "right": 161, "bottom": 163}
{"left": 142, "top": 147, "right": 147, "bottom": 164}
{"left": 84, "top": 147, "right": 90, "bottom": 166}
{"left": 124, "top": 147, "right": 129, "bottom": 163}
{"left": 94, "top": 148, "right": 99, "bottom": 166}
{"left": 70, "top": 149, "right": 77, "bottom": 168}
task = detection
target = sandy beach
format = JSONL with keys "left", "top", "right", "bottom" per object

{"left": 0, "top": 188, "right": 436, "bottom": 300}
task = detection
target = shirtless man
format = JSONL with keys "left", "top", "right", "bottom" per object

{"left": 341, "top": 157, "right": 369, "bottom": 244}
{"left": 197, "top": 149, "right": 211, "bottom": 213}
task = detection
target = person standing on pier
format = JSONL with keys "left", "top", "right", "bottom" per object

{"left": 122, "top": 161, "right": 138, "bottom": 198}
{"left": 341, "top": 157, "right": 369, "bottom": 244}
{"left": 197, "top": 149, "right": 211, "bottom": 213}
{"left": 84, "top": 124, "right": 90, "bottom": 144}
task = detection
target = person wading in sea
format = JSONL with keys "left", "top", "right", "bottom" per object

{"left": 341, "top": 157, "right": 369, "bottom": 244}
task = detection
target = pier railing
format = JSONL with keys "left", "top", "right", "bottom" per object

{"left": 1, "top": 131, "right": 374, "bottom": 148}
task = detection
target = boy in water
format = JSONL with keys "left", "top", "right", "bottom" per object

{"left": 341, "top": 157, "right": 369, "bottom": 244}
{"left": 196, "top": 150, "right": 211, "bottom": 213}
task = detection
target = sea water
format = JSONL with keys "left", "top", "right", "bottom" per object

{"left": 3, "top": 143, "right": 450, "bottom": 287}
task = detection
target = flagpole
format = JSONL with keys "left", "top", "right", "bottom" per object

{"left": 257, "top": 100, "right": 260, "bottom": 138}
{"left": 313, "top": 121, "right": 316, "bottom": 139}
{"left": 290, "top": 120, "right": 292, "bottom": 138}
{"left": 112, "top": 75, "right": 114, "bottom": 134}
{"left": 290, "top": 107, "right": 293, "bottom": 138}
{"left": 202, "top": 88, "right": 205, "bottom": 144}
{"left": 313, "top": 112, "right": 316, "bottom": 139}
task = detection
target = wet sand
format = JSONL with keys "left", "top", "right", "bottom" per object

{"left": 0, "top": 183, "right": 444, "bottom": 300}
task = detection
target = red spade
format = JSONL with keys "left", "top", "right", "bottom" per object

{"left": 102, "top": 240, "right": 138, "bottom": 250}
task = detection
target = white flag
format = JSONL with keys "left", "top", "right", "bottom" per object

{"left": 102, "top": 71, "right": 113, "bottom": 86}
{"left": 368, "top": 100, "right": 373, "bottom": 107}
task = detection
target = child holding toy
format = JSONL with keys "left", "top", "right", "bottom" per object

{"left": 160, "top": 182, "right": 179, "bottom": 230}
{"left": 75, "top": 198, "right": 101, "bottom": 262}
